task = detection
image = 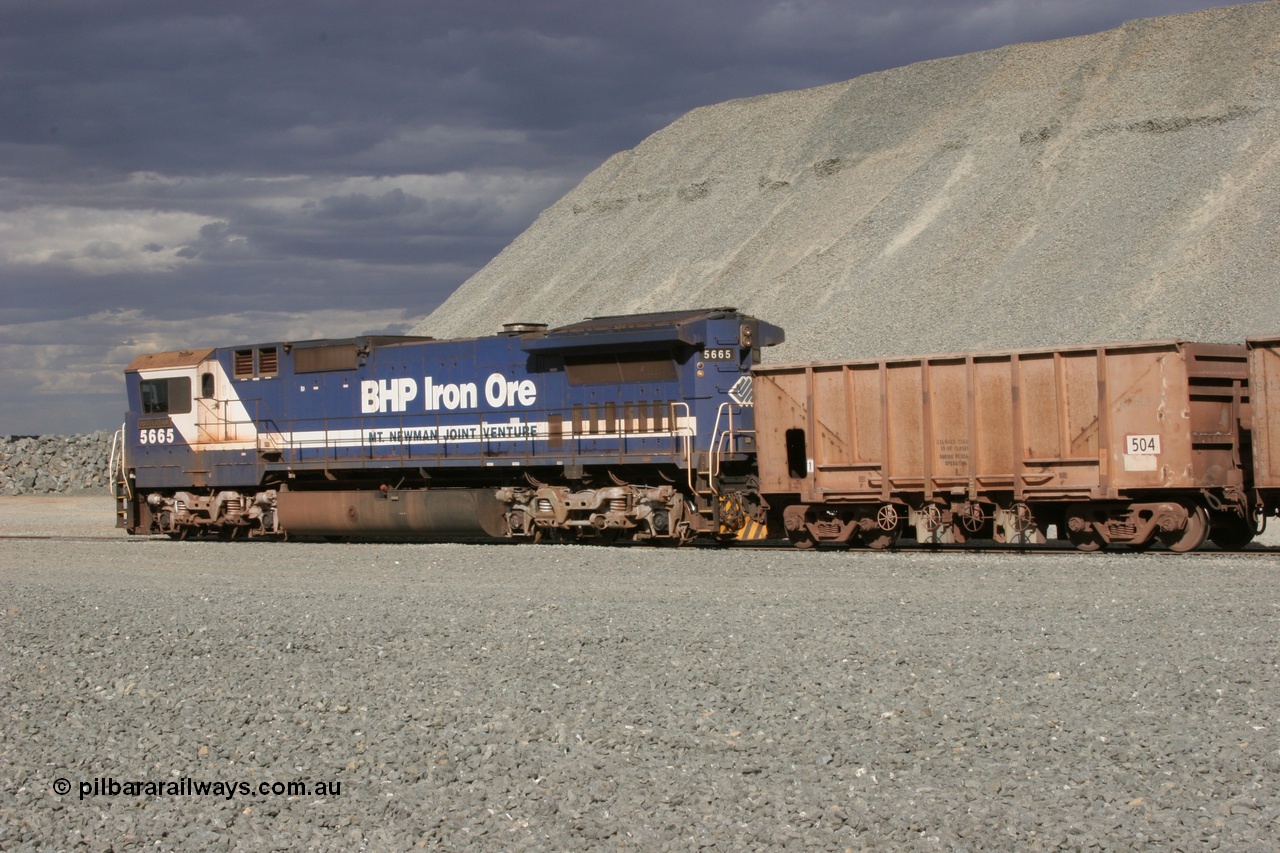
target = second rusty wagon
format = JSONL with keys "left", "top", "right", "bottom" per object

{"left": 753, "top": 340, "right": 1253, "bottom": 551}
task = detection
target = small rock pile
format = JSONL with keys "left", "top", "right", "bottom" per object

{"left": 0, "top": 434, "right": 114, "bottom": 496}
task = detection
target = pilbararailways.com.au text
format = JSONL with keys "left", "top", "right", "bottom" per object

{"left": 56, "top": 776, "right": 343, "bottom": 801}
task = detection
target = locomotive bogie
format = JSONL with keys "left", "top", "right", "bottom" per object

{"left": 138, "top": 489, "right": 279, "bottom": 539}
{"left": 495, "top": 482, "right": 690, "bottom": 541}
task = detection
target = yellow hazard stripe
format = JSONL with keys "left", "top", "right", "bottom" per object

{"left": 719, "top": 494, "right": 769, "bottom": 540}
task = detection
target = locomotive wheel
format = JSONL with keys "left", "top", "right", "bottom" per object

{"left": 1157, "top": 504, "right": 1210, "bottom": 553}
{"left": 1209, "top": 520, "right": 1254, "bottom": 551}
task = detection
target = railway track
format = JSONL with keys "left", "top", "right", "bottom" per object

{"left": 5, "top": 531, "right": 1278, "bottom": 555}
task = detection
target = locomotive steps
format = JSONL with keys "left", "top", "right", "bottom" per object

{"left": 414, "top": 1, "right": 1280, "bottom": 365}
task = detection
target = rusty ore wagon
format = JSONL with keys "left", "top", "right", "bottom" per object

{"left": 753, "top": 340, "right": 1253, "bottom": 551}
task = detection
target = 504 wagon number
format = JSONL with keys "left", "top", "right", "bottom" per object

{"left": 1125, "top": 434, "right": 1161, "bottom": 455}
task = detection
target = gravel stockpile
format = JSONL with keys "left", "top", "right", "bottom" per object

{"left": 1, "top": 434, "right": 114, "bottom": 496}
{"left": 3, "top": 498, "right": 1279, "bottom": 851}
{"left": 414, "top": 1, "right": 1280, "bottom": 361}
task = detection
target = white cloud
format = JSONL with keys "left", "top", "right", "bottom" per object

{"left": 0, "top": 206, "right": 214, "bottom": 274}
{"left": 0, "top": 306, "right": 416, "bottom": 398}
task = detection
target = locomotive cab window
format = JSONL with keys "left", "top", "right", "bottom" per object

{"left": 140, "top": 377, "right": 192, "bottom": 415}
{"left": 200, "top": 372, "right": 215, "bottom": 398}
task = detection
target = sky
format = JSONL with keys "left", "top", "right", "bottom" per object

{"left": 0, "top": 0, "right": 1250, "bottom": 435}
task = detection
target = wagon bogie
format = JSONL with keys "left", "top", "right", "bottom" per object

{"left": 1062, "top": 499, "right": 1211, "bottom": 552}
{"left": 780, "top": 501, "right": 907, "bottom": 549}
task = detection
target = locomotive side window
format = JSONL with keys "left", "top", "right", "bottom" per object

{"left": 201, "top": 372, "right": 215, "bottom": 398}
{"left": 564, "top": 351, "right": 676, "bottom": 384}
{"left": 295, "top": 344, "right": 358, "bottom": 373}
{"left": 140, "top": 377, "right": 192, "bottom": 415}
{"left": 620, "top": 351, "right": 677, "bottom": 382}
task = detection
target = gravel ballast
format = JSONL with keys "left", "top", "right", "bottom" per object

{"left": 3, "top": 497, "right": 1278, "bottom": 851}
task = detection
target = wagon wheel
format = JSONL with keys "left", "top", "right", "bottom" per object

{"left": 1208, "top": 519, "right": 1254, "bottom": 551}
{"left": 863, "top": 529, "right": 901, "bottom": 550}
{"left": 787, "top": 530, "right": 815, "bottom": 550}
{"left": 1064, "top": 505, "right": 1102, "bottom": 551}
{"left": 1067, "top": 529, "right": 1104, "bottom": 552}
{"left": 1157, "top": 504, "right": 1210, "bottom": 553}
{"left": 919, "top": 503, "right": 943, "bottom": 532}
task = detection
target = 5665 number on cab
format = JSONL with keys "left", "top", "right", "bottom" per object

{"left": 139, "top": 427, "right": 177, "bottom": 445}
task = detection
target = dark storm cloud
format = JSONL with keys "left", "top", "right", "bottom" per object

{"left": 0, "top": 0, "right": 1248, "bottom": 433}
{"left": 6, "top": 1, "right": 1229, "bottom": 176}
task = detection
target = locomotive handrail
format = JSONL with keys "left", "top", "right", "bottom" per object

{"left": 109, "top": 424, "right": 122, "bottom": 482}
{"left": 109, "top": 423, "right": 131, "bottom": 499}
{"left": 668, "top": 402, "right": 696, "bottom": 493}
{"left": 706, "top": 402, "right": 753, "bottom": 496}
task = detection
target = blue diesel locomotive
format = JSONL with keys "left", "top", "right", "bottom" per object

{"left": 116, "top": 308, "right": 784, "bottom": 543}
